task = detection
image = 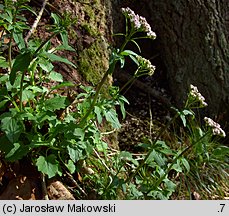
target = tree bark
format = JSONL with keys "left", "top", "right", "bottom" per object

{"left": 129, "top": 0, "right": 229, "bottom": 121}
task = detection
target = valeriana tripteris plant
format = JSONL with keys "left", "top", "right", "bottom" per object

{"left": 80, "top": 7, "right": 157, "bottom": 125}
{"left": 204, "top": 117, "right": 226, "bottom": 137}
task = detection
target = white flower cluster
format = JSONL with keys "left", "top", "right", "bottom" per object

{"left": 204, "top": 117, "right": 226, "bottom": 137}
{"left": 121, "top": 7, "right": 156, "bottom": 39}
{"left": 136, "top": 55, "right": 156, "bottom": 76}
{"left": 190, "top": 84, "right": 208, "bottom": 107}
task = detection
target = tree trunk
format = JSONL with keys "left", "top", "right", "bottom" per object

{"left": 129, "top": 0, "right": 229, "bottom": 121}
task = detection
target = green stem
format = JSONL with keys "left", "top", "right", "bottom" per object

{"left": 79, "top": 61, "right": 116, "bottom": 127}
{"left": 147, "top": 131, "right": 210, "bottom": 194}
{"left": 125, "top": 112, "right": 179, "bottom": 184}
{"left": 8, "top": 5, "right": 19, "bottom": 71}
{"left": 19, "top": 71, "right": 25, "bottom": 111}
{"left": 34, "top": 31, "right": 58, "bottom": 55}
{"left": 119, "top": 74, "right": 136, "bottom": 93}
{"left": 79, "top": 29, "right": 138, "bottom": 127}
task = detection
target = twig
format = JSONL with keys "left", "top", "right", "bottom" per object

{"left": 41, "top": 173, "right": 49, "bottom": 200}
{"left": 25, "top": 0, "right": 48, "bottom": 44}
{"left": 65, "top": 171, "right": 88, "bottom": 197}
{"left": 93, "top": 148, "right": 110, "bottom": 172}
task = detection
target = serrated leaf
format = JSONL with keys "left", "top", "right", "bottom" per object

{"left": 96, "top": 141, "right": 108, "bottom": 152}
{"left": 67, "top": 145, "right": 84, "bottom": 163}
{"left": 10, "top": 51, "right": 32, "bottom": 85}
{"left": 171, "top": 161, "right": 183, "bottom": 172}
{"left": 44, "top": 96, "right": 69, "bottom": 111}
{"left": 1, "top": 116, "right": 23, "bottom": 143}
{"left": 104, "top": 109, "right": 121, "bottom": 128}
{"left": 22, "top": 89, "right": 35, "bottom": 101}
{"left": 48, "top": 71, "right": 63, "bottom": 82}
{"left": 45, "top": 52, "right": 76, "bottom": 68}
{"left": 36, "top": 155, "right": 61, "bottom": 178}
{"left": 73, "top": 128, "right": 85, "bottom": 140}
{"left": 146, "top": 150, "right": 166, "bottom": 167}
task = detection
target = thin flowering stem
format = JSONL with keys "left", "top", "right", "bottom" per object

{"left": 146, "top": 131, "right": 211, "bottom": 193}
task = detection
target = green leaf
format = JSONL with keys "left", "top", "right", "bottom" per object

{"left": 146, "top": 150, "right": 166, "bottom": 167}
{"left": 171, "top": 161, "right": 183, "bottom": 172}
{"left": 120, "top": 50, "right": 138, "bottom": 56}
{"left": 104, "top": 109, "right": 121, "bottom": 128}
{"left": 45, "top": 52, "right": 76, "bottom": 68}
{"left": 94, "top": 106, "right": 102, "bottom": 124}
{"left": 96, "top": 141, "right": 108, "bottom": 152}
{"left": 0, "top": 99, "right": 8, "bottom": 109}
{"left": 119, "top": 151, "right": 138, "bottom": 166}
{"left": 183, "top": 109, "right": 193, "bottom": 116}
{"left": 50, "top": 81, "right": 75, "bottom": 91}
{"left": 44, "top": 96, "right": 69, "bottom": 111}
{"left": 48, "top": 71, "right": 63, "bottom": 82}
{"left": 73, "top": 128, "right": 85, "bottom": 141}
{"left": 22, "top": 89, "right": 35, "bottom": 101}
{"left": 1, "top": 116, "right": 24, "bottom": 143}
{"left": 180, "top": 114, "right": 186, "bottom": 127}
{"left": 36, "top": 155, "right": 61, "bottom": 178}
{"left": 5, "top": 143, "right": 30, "bottom": 162}
{"left": 66, "top": 160, "right": 75, "bottom": 174}
{"left": 0, "top": 56, "right": 9, "bottom": 68}
{"left": 51, "top": 13, "right": 61, "bottom": 25}
{"left": 67, "top": 145, "right": 84, "bottom": 163}
{"left": 38, "top": 59, "right": 54, "bottom": 72}
{"left": 181, "top": 158, "right": 190, "bottom": 172}
{"left": 13, "top": 32, "right": 25, "bottom": 50}
{"left": 10, "top": 51, "right": 33, "bottom": 85}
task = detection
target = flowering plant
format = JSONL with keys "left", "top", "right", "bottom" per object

{"left": 121, "top": 7, "right": 156, "bottom": 39}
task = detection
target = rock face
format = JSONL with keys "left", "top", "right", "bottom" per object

{"left": 129, "top": 0, "right": 229, "bottom": 121}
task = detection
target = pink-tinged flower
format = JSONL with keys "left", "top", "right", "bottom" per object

{"left": 204, "top": 117, "right": 226, "bottom": 137}
{"left": 190, "top": 84, "right": 208, "bottom": 107}
{"left": 121, "top": 7, "right": 156, "bottom": 39}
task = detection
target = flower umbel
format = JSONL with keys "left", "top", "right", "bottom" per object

{"left": 121, "top": 7, "right": 156, "bottom": 39}
{"left": 190, "top": 84, "right": 208, "bottom": 107}
{"left": 204, "top": 117, "right": 226, "bottom": 137}
{"left": 135, "top": 55, "right": 156, "bottom": 76}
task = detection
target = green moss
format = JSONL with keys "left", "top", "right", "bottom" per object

{"left": 78, "top": 39, "right": 109, "bottom": 86}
